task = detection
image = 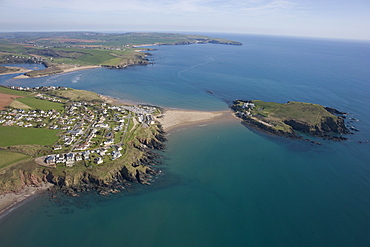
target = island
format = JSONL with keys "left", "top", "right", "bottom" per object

{"left": 0, "top": 32, "right": 242, "bottom": 78}
{"left": 231, "top": 100, "right": 351, "bottom": 142}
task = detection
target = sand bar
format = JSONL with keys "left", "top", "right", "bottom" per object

{"left": 13, "top": 65, "right": 101, "bottom": 79}
{"left": 157, "top": 109, "right": 237, "bottom": 132}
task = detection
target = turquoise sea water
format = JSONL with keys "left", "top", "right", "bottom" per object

{"left": 1, "top": 34, "right": 370, "bottom": 246}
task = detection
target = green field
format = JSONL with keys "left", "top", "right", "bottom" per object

{"left": 232, "top": 99, "right": 346, "bottom": 135}
{"left": 0, "top": 126, "right": 59, "bottom": 147}
{"left": 49, "top": 89, "right": 102, "bottom": 102}
{"left": 0, "top": 150, "right": 30, "bottom": 169}
{"left": 0, "top": 86, "right": 29, "bottom": 96}
{"left": 16, "top": 97, "right": 64, "bottom": 111}
{"left": 251, "top": 100, "right": 335, "bottom": 125}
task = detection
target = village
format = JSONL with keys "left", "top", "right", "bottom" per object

{"left": 0, "top": 86, "right": 159, "bottom": 168}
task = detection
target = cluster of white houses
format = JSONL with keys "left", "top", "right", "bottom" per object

{"left": 45, "top": 145, "right": 123, "bottom": 167}
{"left": 106, "top": 104, "right": 157, "bottom": 127}
{"left": 0, "top": 108, "right": 60, "bottom": 127}
{"left": 240, "top": 102, "right": 255, "bottom": 117}
{"left": 35, "top": 93, "right": 63, "bottom": 103}
{"left": 2, "top": 85, "right": 160, "bottom": 168}
{"left": 7, "top": 85, "right": 68, "bottom": 92}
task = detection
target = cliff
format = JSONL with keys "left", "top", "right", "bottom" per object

{"left": 232, "top": 100, "right": 351, "bottom": 141}
{"left": 0, "top": 126, "right": 166, "bottom": 196}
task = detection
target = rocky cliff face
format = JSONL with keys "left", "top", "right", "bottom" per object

{"left": 42, "top": 135, "right": 165, "bottom": 196}
{"left": 284, "top": 116, "right": 350, "bottom": 141}
{"left": 241, "top": 117, "right": 299, "bottom": 139}
{"left": 0, "top": 127, "right": 166, "bottom": 196}
{"left": 0, "top": 163, "right": 47, "bottom": 194}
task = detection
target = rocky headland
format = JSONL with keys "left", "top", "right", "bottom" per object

{"left": 231, "top": 100, "right": 352, "bottom": 142}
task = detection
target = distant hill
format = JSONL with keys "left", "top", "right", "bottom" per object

{"left": 0, "top": 32, "right": 242, "bottom": 78}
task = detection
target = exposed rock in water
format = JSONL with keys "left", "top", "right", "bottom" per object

{"left": 324, "top": 107, "right": 347, "bottom": 116}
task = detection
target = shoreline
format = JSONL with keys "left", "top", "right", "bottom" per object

{"left": 0, "top": 183, "right": 53, "bottom": 219}
{"left": 99, "top": 94, "right": 141, "bottom": 106}
{"left": 0, "top": 91, "right": 239, "bottom": 218}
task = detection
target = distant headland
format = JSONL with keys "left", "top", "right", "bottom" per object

{"left": 0, "top": 32, "right": 242, "bottom": 78}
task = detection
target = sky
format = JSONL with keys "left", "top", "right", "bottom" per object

{"left": 0, "top": 0, "right": 369, "bottom": 40}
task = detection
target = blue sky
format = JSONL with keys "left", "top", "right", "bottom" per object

{"left": 1, "top": 0, "right": 369, "bottom": 40}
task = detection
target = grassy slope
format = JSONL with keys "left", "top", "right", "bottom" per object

{"left": 273, "top": 102, "right": 334, "bottom": 125}
{"left": 49, "top": 89, "right": 102, "bottom": 102}
{"left": 0, "top": 87, "right": 64, "bottom": 110}
{"left": 0, "top": 150, "right": 30, "bottom": 169}
{"left": 0, "top": 86, "right": 29, "bottom": 96}
{"left": 8, "top": 100, "right": 31, "bottom": 109}
{"left": 16, "top": 97, "right": 64, "bottom": 111}
{"left": 0, "top": 126, "right": 59, "bottom": 147}
{"left": 248, "top": 100, "right": 337, "bottom": 132}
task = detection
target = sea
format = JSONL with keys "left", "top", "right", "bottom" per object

{"left": 0, "top": 34, "right": 370, "bottom": 246}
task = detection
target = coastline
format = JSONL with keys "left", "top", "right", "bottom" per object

{"left": 0, "top": 183, "right": 53, "bottom": 219}
{"left": 0, "top": 89, "right": 238, "bottom": 219}
{"left": 98, "top": 93, "right": 238, "bottom": 132}
{"left": 99, "top": 94, "right": 141, "bottom": 106}
{"left": 0, "top": 108, "right": 238, "bottom": 218}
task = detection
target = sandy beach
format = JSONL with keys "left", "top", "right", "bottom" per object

{"left": 61, "top": 65, "right": 100, "bottom": 73}
{"left": 0, "top": 183, "right": 53, "bottom": 218}
{"left": 0, "top": 105, "right": 238, "bottom": 218}
{"left": 157, "top": 109, "right": 237, "bottom": 132}
{"left": 12, "top": 65, "right": 100, "bottom": 79}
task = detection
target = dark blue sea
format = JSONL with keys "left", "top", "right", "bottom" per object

{"left": 1, "top": 34, "right": 370, "bottom": 246}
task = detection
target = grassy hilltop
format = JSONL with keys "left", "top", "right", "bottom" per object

{"left": 232, "top": 100, "right": 351, "bottom": 141}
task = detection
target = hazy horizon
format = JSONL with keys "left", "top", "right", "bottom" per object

{"left": 1, "top": 0, "right": 369, "bottom": 41}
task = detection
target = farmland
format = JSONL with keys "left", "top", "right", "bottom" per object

{"left": 48, "top": 88, "right": 103, "bottom": 102}
{"left": 0, "top": 126, "right": 59, "bottom": 147}
{"left": 0, "top": 93, "right": 23, "bottom": 110}
{"left": 0, "top": 32, "right": 242, "bottom": 77}
{"left": 0, "top": 86, "right": 28, "bottom": 96}
{"left": 15, "top": 97, "right": 64, "bottom": 111}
